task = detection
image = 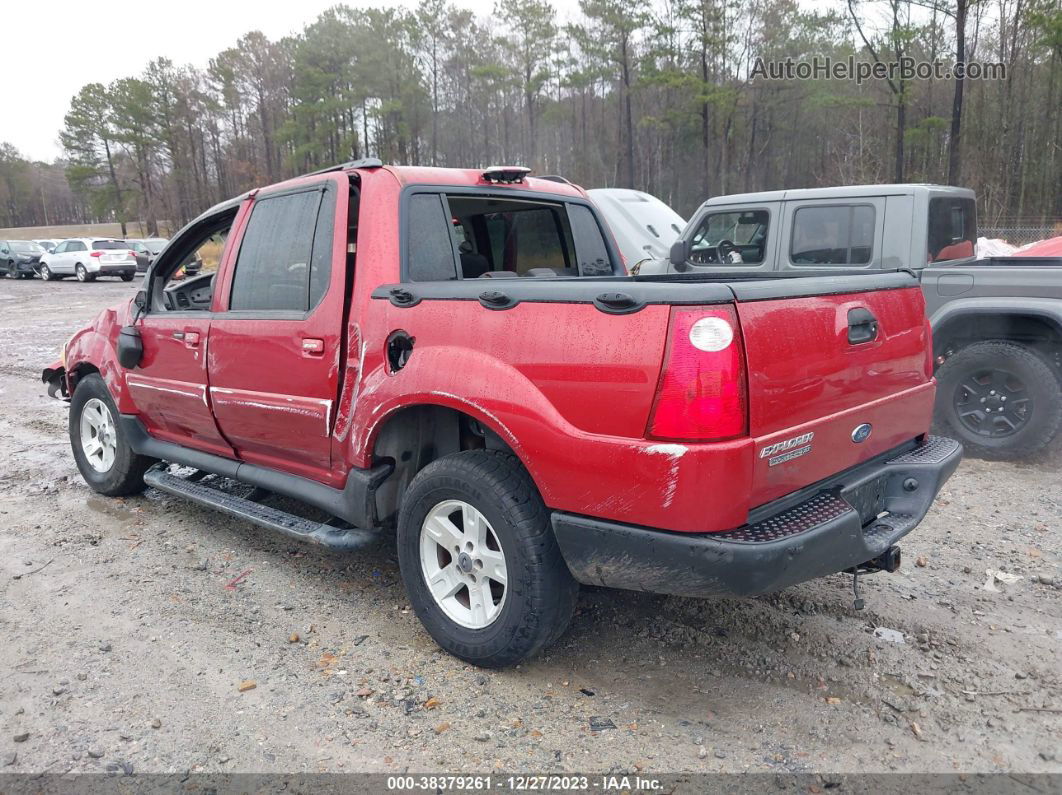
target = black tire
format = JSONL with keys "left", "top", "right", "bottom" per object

{"left": 69, "top": 374, "right": 155, "bottom": 496}
{"left": 120, "top": 273, "right": 134, "bottom": 282}
{"left": 38, "top": 264, "right": 57, "bottom": 281}
{"left": 397, "top": 450, "right": 578, "bottom": 668}
{"left": 935, "top": 340, "right": 1062, "bottom": 459}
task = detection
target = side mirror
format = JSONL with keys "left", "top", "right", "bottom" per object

{"left": 134, "top": 290, "right": 147, "bottom": 310}
{"left": 669, "top": 239, "right": 690, "bottom": 269}
{"left": 116, "top": 325, "right": 143, "bottom": 369}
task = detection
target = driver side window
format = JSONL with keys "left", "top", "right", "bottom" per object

{"left": 151, "top": 212, "right": 235, "bottom": 312}
{"left": 689, "top": 210, "right": 769, "bottom": 265}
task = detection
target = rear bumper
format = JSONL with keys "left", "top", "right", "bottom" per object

{"left": 88, "top": 263, "right": 136, "bottom": 274}
{"left": 552, "top": 435, "right": 962, "bottom": 598}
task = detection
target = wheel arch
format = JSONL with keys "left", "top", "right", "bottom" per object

{"left": 65, "top": 329, "right": 134, "bottom": 412}
{"left": 930, "top": 303, "right": 1062, "bottom": 362}
{"left": 367, "top": 401, "right": 526, "bottom": 527}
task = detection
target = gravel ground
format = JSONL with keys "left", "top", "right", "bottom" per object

{"left": 0, "top": 278, "right": 1059, "bottom": 777}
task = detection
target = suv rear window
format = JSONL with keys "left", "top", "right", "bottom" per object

{"left": 790, "top": 205, "right": 875, "bottom": 265}
{"left": 93, "top": 240, "right": 126, "bottom": 250}
{"left": 928, "top": 197, "right": 976, "bottom": 262}
{"left": 406, "top": 192, "right": 614, "bottom": 280}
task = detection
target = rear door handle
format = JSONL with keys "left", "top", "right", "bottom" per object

{"left": 847, "top": 308, "right": 878, "bottom": 344}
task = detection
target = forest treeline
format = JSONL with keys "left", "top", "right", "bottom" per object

{"left": 1, "top": 0, "right": 1060, "bottom": 235}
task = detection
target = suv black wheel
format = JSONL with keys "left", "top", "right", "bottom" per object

{"left": 69, "top": 374, "right": 156, "bottom": 496}
{"left": 935, "top": 340, "right": 1062, "bottom": 459}
{"left": 397, "top": 450, "right": 578, "bottom": 667}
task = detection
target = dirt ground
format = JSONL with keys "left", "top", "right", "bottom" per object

{"left": 0, "top": 277, "right": 1059, "bottom": 777}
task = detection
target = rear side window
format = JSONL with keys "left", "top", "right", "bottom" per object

{"left": 791, "top": 205, "right": 875, "bottom": 265}
{"left": 567, "top": 204, "right": 612, "bottom": 275}
{"left": 93, "top": 240, "right": 125, "bottom": 250}
{"left": 229, "top": 188, "right": 332, "bottom": 312}
{"left": 928, "top": 197, "right": 975, "bottom": 262}
{"left": 407, "top": 194, "right": 458, "bottom": 281}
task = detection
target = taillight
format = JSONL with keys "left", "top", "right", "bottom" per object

{"left": 90, "top": 251, "right": 102, "bottom": 258}
{"left": 647, "top": 306, "right": 748, "bottom": 442}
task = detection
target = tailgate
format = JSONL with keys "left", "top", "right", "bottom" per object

{"left": 732, "top": 274, "right": 933, "bottom": 507}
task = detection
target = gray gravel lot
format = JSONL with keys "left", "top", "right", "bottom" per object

{"left": 0, "top": 277, "right": 1059, "bottom": 776}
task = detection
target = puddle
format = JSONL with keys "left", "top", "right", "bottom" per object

{"left": 86, "top": 497, "right": 136, "bottom": 522}
{"left": 881, "top": 673, "right": 917, "bottom": 698}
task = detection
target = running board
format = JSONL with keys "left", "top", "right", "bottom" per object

{"left": 143, "top": 467, "right": 378, "bottom": 550}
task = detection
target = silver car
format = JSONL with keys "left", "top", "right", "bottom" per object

{"left": 38, "top": 238, "right": 138, "bottom": 282}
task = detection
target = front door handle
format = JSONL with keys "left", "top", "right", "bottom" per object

{"left": 847, "top": 308, "right": 879, "bottom": 344}
{"left": 302, "top": 338, "right": 325, "bottom": 356}
{"left": 173, "top": 330, "right": 200, "bottom": 347}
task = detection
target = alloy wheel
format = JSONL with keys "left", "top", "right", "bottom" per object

{"left": 79, "top": 397, "right": 118, "bottom": 473}
{"left": 419, "top": 499, "right": 508, "bottom": 629}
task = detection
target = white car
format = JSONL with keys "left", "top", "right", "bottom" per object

{"left": 587, "top": 188, "right": 686, "bottom": 272}
{"left": 33, "top": 239, "right": 61, "bottom": 253}
{"left": 38, "top": 238, "right": 138, "bottom": 282}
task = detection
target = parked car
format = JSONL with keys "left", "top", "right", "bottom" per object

{"left": 659, "top": 184, "right": 1062, "bottom": 459}
{"left": 127, "top": 237, "right": 168, "bottom": 272}
{"left": 0, "top": 240, "right": 45, "bottom": 278}
{"left": 34, "top": 239, "right": 61, "bottom": 253}
{"left": 42, "top": 161, "right": 959, "bottom": 666}
{"left": 587, "top": 187, "right": 686, "bottom": 269}
{"left": 38, "top": 238, "right": 137, "bottom": 282}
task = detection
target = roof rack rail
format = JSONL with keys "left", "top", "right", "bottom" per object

{"left": 303, "top": 157, "right": 384, "bottom": 178}
{"left": 537, "top": 175, "right": 572, "bottom": 185}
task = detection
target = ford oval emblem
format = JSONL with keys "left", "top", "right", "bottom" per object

{"left": 851, "top": 423, "right": 873, "bottom": 443}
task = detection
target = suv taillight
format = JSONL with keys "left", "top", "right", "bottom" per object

{"left": 90, "top": 251, "right": 102, "bottom": 257}
{"left": 647, "top": 306, "right": 748, "bottom": 442}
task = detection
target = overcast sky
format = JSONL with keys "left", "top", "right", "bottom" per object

{"left": 0, "top": 0, "right": 446, "bottom": 162}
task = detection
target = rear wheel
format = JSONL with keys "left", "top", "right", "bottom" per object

{"left": 75, "top": 263, "right": 95, "bottom": 282}
{"left": 120, "top": 272, "right": 134, "bottom": 282}
{"left": 69, "top": 374, "right": 155, "bottom": 496}
{"left": 935, "top": 340, "right": 1062, "bottom": 459}
{"left": 397, "top": 450, "right": 578, "bottom": 667}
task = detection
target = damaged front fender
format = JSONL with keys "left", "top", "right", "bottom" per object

{"left": 41, "top": 360, "right": 69, "bottom": 400}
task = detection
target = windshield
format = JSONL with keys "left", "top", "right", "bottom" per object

{"left": 93, "top": 240, "right": 127, "bottom": 250}
{"left": 11, "top": 241, "right": 42, "bottom": 253}
{"left": 145, "top": 239, "right": 167, "bottom": 253}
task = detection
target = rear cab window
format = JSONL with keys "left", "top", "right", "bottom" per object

{"left": 789, "top": 204, "right": 876, "bottom": 266}
{"left": 928, "top": 196, "right": 975, "bottom": 262}
{"left": 405, "top": 190, "right": 616, "bottom": 281}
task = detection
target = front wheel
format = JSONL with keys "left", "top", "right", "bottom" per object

{"left": 69, "top": 374, "right": 155, "bottom": 496}
{"left": 38, "top": 264, "right": 57, "bottom": 281}
{"left": 935, "top": 340, "right": 1062, "bottom": 459}
{"left": 397, "top": 450, "right": 578, "bottom": 667}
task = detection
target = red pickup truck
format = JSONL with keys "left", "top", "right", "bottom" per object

{"left": 43, "top": 161, "right": 960, "bottom": 666}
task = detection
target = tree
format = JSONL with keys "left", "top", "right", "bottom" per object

{"left": 61, "top": 83, "right": 127, "bottom": 234}
{"left": 580, "top": 0, "right": 650, "bottom": 187}
{"left": 496, "top": 0, "right": 557, "bottom": 167}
